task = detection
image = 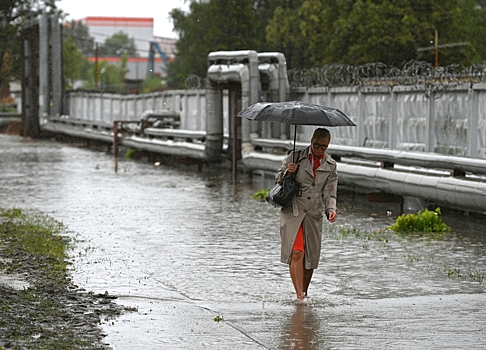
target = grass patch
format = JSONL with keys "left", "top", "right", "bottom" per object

{"left": 0, "top": 207, "right": 123, "bottom": 349}
{"left": 0, "top": 208, "right": 68, "bottom": 286}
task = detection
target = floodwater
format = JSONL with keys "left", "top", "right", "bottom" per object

{"left": 1, "top": 134, "right": 485, "bottom": 349}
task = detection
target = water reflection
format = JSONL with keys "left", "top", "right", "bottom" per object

{"left": 281, "top": 304, "right": 322, "bottom": 350}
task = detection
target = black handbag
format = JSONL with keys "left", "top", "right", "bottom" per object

{"left": 266, "top": 150, "right": 301, "bottom": 208}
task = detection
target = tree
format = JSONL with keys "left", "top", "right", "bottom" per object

{"left": 452, "top": 0, "right": 486, "bottom": 64}
{"left": 99, "top": 32, "right": 138, "bottom": 57}
{"left": 168, "top": 0, "right": 287, "bottom": 88}
{"left": 62, "top": 36, "right": 90, "bottom": 89}
{"left": 265, "top": 0, "right": 309, "bottom": 68}
{"left": 268, "top": 0, "right": 484, "bottom": 68}
{"left": 0, "top": 0, "right": 59, "bottom": 97}
{"left": 141, "top": 74, "right": 166, "bottom": 93}
{"left": 83, "top": 55, "right": 129, "bottom": 94}
{"left": 62, "top": 20, "right": 95, "bottom": 56}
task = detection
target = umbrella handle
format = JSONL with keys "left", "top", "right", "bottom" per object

{"left": 292, "top": 125, "right": 297, "bottom": 163}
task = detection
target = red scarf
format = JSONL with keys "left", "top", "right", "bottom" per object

{"left": 308, "top": 152, "right": 323, "bottom": 177}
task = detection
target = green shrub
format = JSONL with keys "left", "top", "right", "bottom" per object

{"left": 124, "top": 148, "right": 135, "bottom": 159}
{"left": 388, "top": 207, "right": 450, "bottom": 233}
{"left": 251, "top": 189, "right": 270, "bottom": 201}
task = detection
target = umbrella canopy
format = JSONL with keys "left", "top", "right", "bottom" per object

{"left": 237, "top": 101, "right": 355, "bottom": 127}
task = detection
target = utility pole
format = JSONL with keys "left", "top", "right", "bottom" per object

{"left": 434, "top": 29, "right": 439, "bottom": 68}
{"left": 417, "top": 30, "right": 470, "bottom": 68}
{"left": 94, "top": 43, "right": 99, "bottom": 90}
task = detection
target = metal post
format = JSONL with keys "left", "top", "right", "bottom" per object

{"left": 21, "top": 23, "right": 40, "bottom": 138}
{"left": 38, "top": 11, "right": 49, "bottom": 122}
{"left": 50, "top": 14, "right": 62, "bottom": 118}
{"left": 114, "top": 121, "right": 119, "bottom": 173}
{"left": 230, "top": 88, "right": 238, "bottom": 182}
{"left": 21, "top": 34, "right": 31, "bottom": 138}
{"left": 426, "top": 92, "right": 436, "bottom": 152}
{"left": 358, "top": 88, "right": 366, "bottom": 147}
{"left": 389, "top": 87, "right": 397, "bottom": 149}
{"left": 468, "top": 88, "right": 479, "bottom": 158}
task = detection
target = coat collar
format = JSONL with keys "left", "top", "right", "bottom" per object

{"left": 295, "top": 146, "right": 335, "bottom": 175}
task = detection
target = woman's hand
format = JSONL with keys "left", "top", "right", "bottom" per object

{"left": 327, "top": 210, "right": 337, "bottom": 223}
{"left": 287, "top": 162, "right": 298, "bottom": 173}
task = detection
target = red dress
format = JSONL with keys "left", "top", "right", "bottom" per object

{"left": 292, "top": 152, "right": 323, "bottom": 253}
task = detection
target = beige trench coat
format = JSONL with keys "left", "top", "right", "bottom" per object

{"left": 276, "top": 146, "right": 338, "bottom": 269}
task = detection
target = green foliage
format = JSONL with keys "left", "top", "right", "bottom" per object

{"left": 99, "top": 32, "right": 138, "bottom": 57}
{"left": 170, "top": 0, "right": 486, "bottom": 82}
{"left": 0, "top": 104, "right": 16, "bottom": 113}
{"left": 169, "top": 0, "right": 286, "bottom": 87}
{"left": 124, "top": 148, "right": 135, "bottom": 159}
{"left": 0, "top": 207, "right": 123, "bottom": 347}
{"left": 0, "top": 208, "right": 68, "bottom": 283}
{"left": 0, "top": 208, "right": 66, "bottom": 260}
{"left": 62, "top": 36, "right": 90, "bottom": 89}
{"left": 142, "top": 74, "right": 166, "bottom": 93}
{"left": 251, "top": 188, "right": 270, "bottom": 201}
{"left": 268, "top": 0, "right": 483, "bottom": 68}
{"left": 0, "top": 0, "right": 59, "bottom": 83}
{"left": 62, "top": 20, "right": 95, "bottom": 56}
{"left": 83, "top": 55, "right": 129, "bottom": 93}
{"left": 388, "top": 207, "right": 451, "bottom": 234}
{"left": 445, "top": 266, "right": 484, "bottom": 283}
{"left": 265, "top": 0, "right": 309, "bottom": 69}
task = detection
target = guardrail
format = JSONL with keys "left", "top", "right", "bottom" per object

{"left": 243, "top": 138, "right": 486, "bottom": 214}
{"left": 39, "top": 117, "right": 486, "bottom": 213}
{"left": 250, "top": 138, "right": 486, "bottom": 177}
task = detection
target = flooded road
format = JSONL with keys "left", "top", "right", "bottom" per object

{"left": 1, "top": 134, "right": 485, "bottom": 349}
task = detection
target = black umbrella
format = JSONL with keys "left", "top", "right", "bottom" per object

{"left": 237, "top": 101, "right": 355, "bottom": 154}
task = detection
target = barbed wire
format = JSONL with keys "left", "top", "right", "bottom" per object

{"left": 288, "top": 60, "right": 486, "bottom": 97}
{"left": 184, "top": 74, "right": 206, "bottom": 89}
{"left": 184, "top": 60, "right": 486, "bottom": 96}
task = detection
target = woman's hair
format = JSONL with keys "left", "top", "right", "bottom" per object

{"left": 312, "top": 128, "right": 331, "bottom": 141}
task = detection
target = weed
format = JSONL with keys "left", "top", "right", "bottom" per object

{"left": 467, "top": 269, "right": 484, "bottom": 283}
{"left": 124, "top": 148, "right": 135, "bottom": 159}
{"left": 445, "top": 267, "right": 463, "bottom": 279}
{"left": 251, "top": 188, "right": 270, "bottom": 201}
{"left": 445, "top": 266, "right": 485, "bottom": 284}
{"left": 388, "top": 207, "right": 450, "bottom": 236}
{"left": 405, "top": 254, "right": 420, "bottom": 263}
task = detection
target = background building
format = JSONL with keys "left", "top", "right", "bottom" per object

{"left": 80, "top": 16, "right": 176, "bottom": 83}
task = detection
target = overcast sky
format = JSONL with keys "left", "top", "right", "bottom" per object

{"left": 58, "top": 0, "right": 190, "bottom": 38}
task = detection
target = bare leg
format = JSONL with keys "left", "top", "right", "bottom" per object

{"left": 303, "top": 267, "right": 313, "bottom": 297}
{"left": 289, "top": 250, "right": 305, "bottom": 300}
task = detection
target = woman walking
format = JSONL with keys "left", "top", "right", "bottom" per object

{"left": 275, "top": 128, "right": 338, "bottom": 300}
